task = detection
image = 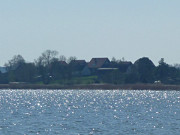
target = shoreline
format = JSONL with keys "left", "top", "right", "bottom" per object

{"left": 0, "top": 84, "right": 180, "bottom": 90}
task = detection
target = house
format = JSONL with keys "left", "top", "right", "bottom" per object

{"left": 70, "top": 60, "right": 87, "bottom": 66}
{"left": 69, "top": 60, "right": 87, "bottom": 76}
{"left": 81, "top": 58, "right": 110, "bottom": 75}
{"left": 88, "top": 58, "right": 110, "bottom": 69}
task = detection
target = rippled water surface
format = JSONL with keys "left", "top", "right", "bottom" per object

{"left": 0, "top": 90, "right": 179, "bottom": 135}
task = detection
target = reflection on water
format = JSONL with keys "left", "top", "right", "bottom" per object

{"left": 0, "top": 90, "right": 179, "bottom": 135}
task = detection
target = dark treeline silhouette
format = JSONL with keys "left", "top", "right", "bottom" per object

{"left": 1, "top": 50, "right": 180, "bottom": 85}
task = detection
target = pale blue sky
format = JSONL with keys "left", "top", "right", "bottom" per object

{"left": 0, "top": 0, "right": 180, "bottom": 66}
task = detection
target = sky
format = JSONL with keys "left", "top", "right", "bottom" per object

{"left": 0, "top": 0, "right": 180, "bottom": 66}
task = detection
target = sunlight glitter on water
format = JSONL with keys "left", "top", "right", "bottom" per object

{"left": 0, "top": 90, "right": 179, "bottom": 135}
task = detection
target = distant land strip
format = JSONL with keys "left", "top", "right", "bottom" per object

{"left": 0, "top": 84, "right": 180, "bottom": 91}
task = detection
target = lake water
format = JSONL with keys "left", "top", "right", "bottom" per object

{"left": 0, "top": 90, "right": 179, "bottom": 135}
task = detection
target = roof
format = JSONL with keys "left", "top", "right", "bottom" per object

{"left": 88, "top": 58, "right": 110, "bottom": 68}
{"left": 59, "top": 61, "right": 67, "bottom": 65}
{"left": 70, "top": 60, "right": 86, "bottom": 65}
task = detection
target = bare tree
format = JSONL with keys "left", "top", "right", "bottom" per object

{"left": 111, "top": 57, "right": 117, "bottom": 62}
{"left": 59, "top": 55, "right": 66, "bottom": 62}
{"left": 159, "top": 58, "right": 165, "bottom": 65}
{"left": 121, "top": 57, "right": 125, "bottom": 62}
{"left": 174, "top": 63, "right": 180, "bottom": 69}
{"left": 4, "top": 55, "right": 25, "bottom": 71}
{"left": 67, "top": 56, "right": 77, "bottom": 64}
{"left": 35, "top": 50, "right": 59, "bottom": 67}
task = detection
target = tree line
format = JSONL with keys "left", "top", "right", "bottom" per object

{"left": 1, "top": 50, "right": 180, "bottom": 85}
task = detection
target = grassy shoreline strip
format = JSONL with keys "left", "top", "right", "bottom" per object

{"left": 0, "top": 84, "right": 180, "bottom": 90}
